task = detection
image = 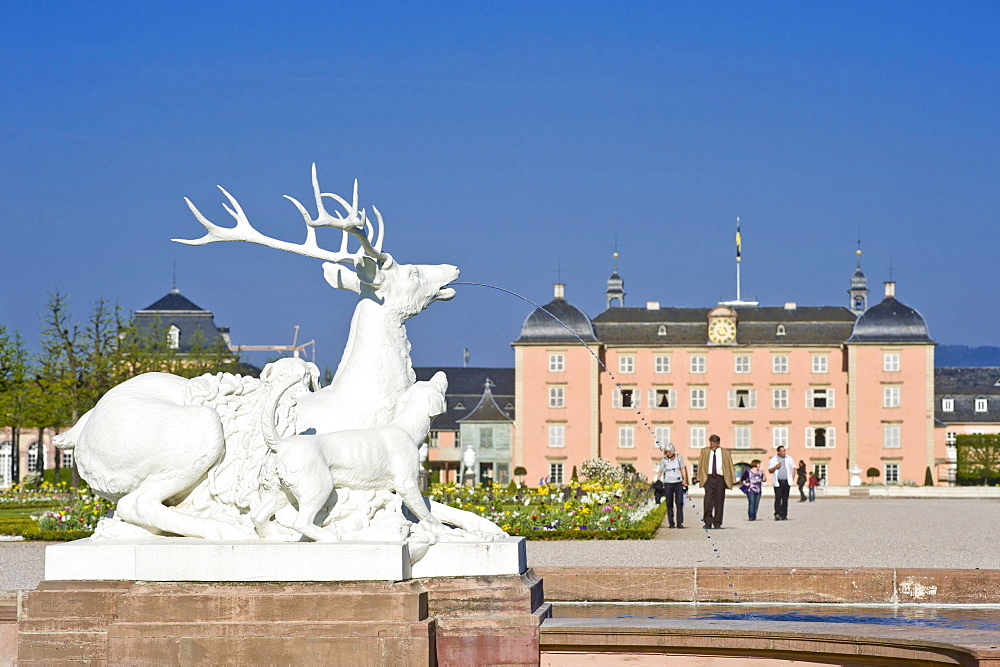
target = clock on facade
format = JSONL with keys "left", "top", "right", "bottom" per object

{"left": 708, "top": 317, "right": 737, "bottom": 344}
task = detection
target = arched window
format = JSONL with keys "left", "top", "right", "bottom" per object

{"left": 776, "top": 324, "right": 786, "bottom": 336}
{"left": 657, "top": 325, "right": 667, "bottom": 336}
{"left": 167, "top": 325, "right": 181, "bottom": 349}
{"left": 0, "top": 441, "right": 12, "bottom": 488}
{"left": 28, "top": 441, "right": 45, "bottom": 472}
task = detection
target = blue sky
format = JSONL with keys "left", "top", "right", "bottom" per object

{"left": 2, "top": 2, "right": 997, "bottom": 372}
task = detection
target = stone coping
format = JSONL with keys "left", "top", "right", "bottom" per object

{"left": 45, "top": 536, "right": 527, "bottom": 582}
{"left": 535, "top": 566, "right": 1000, "bottom": 605}
{"left": 541, "top": 617, "right": 1000, "bottom": 665}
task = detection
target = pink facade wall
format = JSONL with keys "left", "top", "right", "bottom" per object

{"left": 515, "top": 337, "right": 942, "bottom": 487}
{"left": 515, "top": 344, "right": 599, "bottom": 484}
{"left": 848, "top": 344, "right": 938, "bottom": 485}
{"left": 602, "top": 345, "right": 850, "bottom": 483}
{"left": 0, "top": 427, "right": 64, "bottom": 487}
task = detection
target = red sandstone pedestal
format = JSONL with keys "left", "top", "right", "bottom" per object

{"left": 18, "top": 572, "right": 549, "bottom": 665}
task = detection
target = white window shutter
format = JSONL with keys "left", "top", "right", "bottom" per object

{"left": 828, "top": 427, "right": 836, "bottom": 448}
{"left": 828, "top": 388, "right": 835, "bottom": 409}
{"left": 648, "top": 389, "right": 656, "bottom": 409}
{"left": 633, "top": 391, "right": 640, "bottom": 408}
{"left": 750, "top": 390, "right": 757, "bottom": 409}
{"left": 805, "top": 427, "right": 814, "bottom": 448}
{"left": 805, "top": 388, "right": 813, "bottom": 408}
{"left": 670, "top": 389, "right": 677, "bottom": 408}
{"left": 612, "top": 390, "right": 621, "bottom": 408}
{"left": 727, "top": 390, "right": 735, "bottom": 409}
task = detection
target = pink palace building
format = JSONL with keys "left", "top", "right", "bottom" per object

{"left": 512, "top": 257, "right": 950, "bottom": 487}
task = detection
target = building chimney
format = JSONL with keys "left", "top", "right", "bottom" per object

{"left": 884, "top": 281, "right": 895, "bottom": 298}
{"left": 784, "top": 302, "right": 797, "bottom": 310}
{"left": 646, "top": 301, "right": 660, "bottom": 310}
{"left": 554, "top": 283, "right": 565, "bottom": 300}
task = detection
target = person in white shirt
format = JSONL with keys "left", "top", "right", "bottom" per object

{"left": 768, "top": 445, "right": 797, "bottom": 520}
{"left": 654, "top": 443, "right": 689, "bottom": 529}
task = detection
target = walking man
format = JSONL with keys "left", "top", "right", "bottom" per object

{"left": 697, "top": 434, "right": 735, "bottom": 529}
{"left": 768, "top": 445, "right": 796, "bottom": 520}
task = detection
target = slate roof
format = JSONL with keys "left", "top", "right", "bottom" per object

{"left": 847, "top": 297, "right": 934, "bottom": 344}
{"left": 457, "top": 382, "right": 513, "bottom": 423}
{"left": 514, "top": 298, "right": 598, "bottom": 344}
{"left": 139, "top": 290, "right": 206, "bottom": 312}
{"left": 413, "top": 367, "right": 514, "bottom": 430}
{"left": 935, "top": 367, "right": 1000, "bottom": 424}
{"left": 133, "top": 289, "right": 228, "bottom": 353}
{"left": 592, "top": 306, "right": 857, "bottom": 346}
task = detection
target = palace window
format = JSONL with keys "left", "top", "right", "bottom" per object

{"left": 884, "top": 425, "right": 901, "bottom": 449}
{"left": 548, "top": 425, "right": 565, "bottom": 448}
{"left": 734, "top": 426, "right": 751, "bottom": 449}
{"left": 690, "top": 355, "right": 706, "bottom": 374}
{"left": 728, "top": 388, "right": 757, "bottom": 409}
{"left": 734, "top": 355, "right": 751, "bottom": 373}
{"left": 776, "top": 324, "right": 786, "bottom": 337}
{"left": 942, "top": 396, "right": 954, "bottom": 412}
{"left": 548, "top": 386, "right": 565, "bottom": 408}
{"left": 167, "top": 325, "right": 181, "bottom": 350}
{"left": 654, "top": 355, "right": 671, "bottom": 373}
{"left": 883, "top": 352, "right": 900, "bottom": 372}
{"left": 883, "top": 386, "right": 901, "bottom": 409}
{"left": 772, "top": 387, "right": 789, "bottom": 409}
{"left": 772, "top": 355, "right": 789, "bottom": 374}
{"left": 772, "top": 426, "right": 788, "bottom": 449}
{"left": 548, "top": 353, "right": 565, "bottom": 372}
{"left": 884, "top": 463, "right": 900, "bottom": 483}
{"left": 813, "top": 463, "right": 828, "bottom": 481}
{"left": 976, "top": 397, "right": 988, "bottom": 413}
{"left": 807, "top": 388, "right": 834, "bottom": 409}
{"left": 614, "top": 388, "right": 639, "bottom": 409}
{"left": 690, "top": 388, "right": 706, "bottom": 409}
{"left": 618, "top": 355, "right": 635, "bottom": 374}
{"left": 690, "top": 426, "right": 707, "bottom": 449}
{"left": 812, "top": 355, "right": 828, "bottom": 374}
{"left": 805, "top": 427, "right": 835, "bottom": 448}
{"left": 548, "top": 463, "right": 564, "bottom": 484}
{"left": 654, "top": 426, "right": 671, "bottom": 449}
{"left": 619, "top": 426, "right": 635, "bottom": 449}
{"left": 651, "top": 388, "right": 676, "bottom": 409}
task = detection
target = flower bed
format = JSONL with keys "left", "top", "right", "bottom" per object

{"left": 428, "top": 460, "right": 663, "bottom": 540}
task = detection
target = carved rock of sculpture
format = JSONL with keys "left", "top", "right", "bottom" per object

{"left": 251, "top": 366, "right": 450, "bottom": 547}
{"left": 56, "top": 166, "right": 506, "bottom": 559}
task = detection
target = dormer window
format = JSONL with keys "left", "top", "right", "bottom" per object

{"left": 776, "top": 324, "right": 786, "bottom": 337}
{"left": 658, "top": 325, "right": 667, "bottom": 336}
{"left": 942, "top": 397, "right": 954, "bottom": 412}
{"left": 454, "top": 402, "right": 466, "bottom": 411}
{"left": 167, "top": 325, "right": 180, "bottom": 350}
{"left": 975, "top": 397, "right": 988, "bottom": 413}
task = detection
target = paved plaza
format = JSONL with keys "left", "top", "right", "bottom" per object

{"left": 1, "top": 497, "right": 998, "bottom": 592}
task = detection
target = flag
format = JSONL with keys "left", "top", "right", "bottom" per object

{"left": 736, "top": 217, "right": 742, "bottom": 262}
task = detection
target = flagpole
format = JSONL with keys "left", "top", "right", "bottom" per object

{"left": 735, "top": 216, "right": 742, "bottom": 302}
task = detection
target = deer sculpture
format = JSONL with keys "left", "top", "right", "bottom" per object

{"left": 57, "top": 166, "right": 503, "bottom": 545}
{"left": 178, "top": 164, "right": 459, "bottom": 435}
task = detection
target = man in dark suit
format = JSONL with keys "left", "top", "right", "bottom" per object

{"left": 697, "top": 434, "right": 735, "bottom": 529}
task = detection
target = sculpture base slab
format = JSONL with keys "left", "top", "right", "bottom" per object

{"left": 44, "top": 536, "right": 526, "bottom": 582}
{"left": 18, "top": 572, "right": 549, "bottom": 665}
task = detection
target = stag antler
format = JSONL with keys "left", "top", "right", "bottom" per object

{"left": 174, "top": 164, "right": 386, "bottom": 265}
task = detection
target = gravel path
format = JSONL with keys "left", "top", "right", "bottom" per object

{"left": 2, "top": 498, "right": 998, "bottom": 591}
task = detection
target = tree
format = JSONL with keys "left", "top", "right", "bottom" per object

{"left": 866, "top": 467, "right": 880, "bottom": 484}
{"left": 0, "top": 325, "right": 33, "bottom": 485}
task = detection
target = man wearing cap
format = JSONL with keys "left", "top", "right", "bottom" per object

{"left": 697, "top": 434, "right": 736, "bottom": 529}
{"left": 654, "top": 443, "right": 689, "bottom": 529}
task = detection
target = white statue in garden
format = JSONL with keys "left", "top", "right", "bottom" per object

{"left": 54, "top": 165, "right": 506, "bottom": 559}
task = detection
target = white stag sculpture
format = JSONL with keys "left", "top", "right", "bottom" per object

{"left": 58, "top": 165, "right": 505, "bottom": 549}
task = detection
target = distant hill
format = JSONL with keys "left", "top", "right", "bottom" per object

{"left": 936, "top": 345, "right": 1000, "bottom": 367}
